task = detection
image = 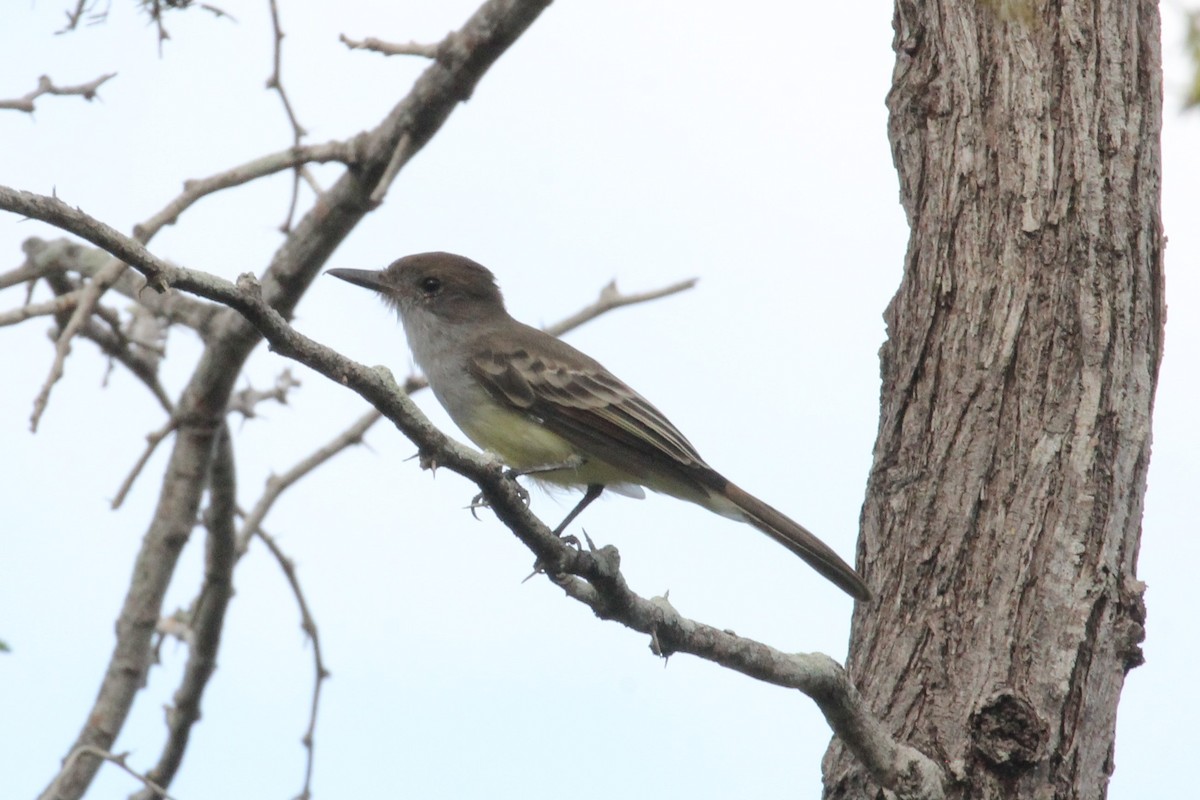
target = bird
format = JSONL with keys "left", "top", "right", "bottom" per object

{"left": 327, "top": 252, "right": 870, "bottom": 601}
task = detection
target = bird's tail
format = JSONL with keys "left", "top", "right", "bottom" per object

{"left": 719, "top": 482, "right": 871, "bottom": 601}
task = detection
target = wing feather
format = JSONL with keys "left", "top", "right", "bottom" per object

{"left": 467, "top": 332, "right": 717, "bottom": 493}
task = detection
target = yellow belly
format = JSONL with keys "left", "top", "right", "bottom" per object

{"left": 453, "top": 400, "right": 639, "bottom": 489}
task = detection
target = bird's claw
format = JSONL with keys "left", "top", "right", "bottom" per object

{"left": 502, "top": 470, "right": 532, "bottom": 506}
{"left": 466, "top": 491, "right": 489, "bottom": 520}
{"left": 467, "top": 470, "right": 531, "bottom": 519}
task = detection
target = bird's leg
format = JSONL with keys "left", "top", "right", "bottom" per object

{"left": 552, "top": 483, "right": 604, "bottom": 537}
{"left": 520, "top": 485, "right": 606, "bottom": 581}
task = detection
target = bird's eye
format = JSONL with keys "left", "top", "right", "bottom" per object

{"left": 419, "top": 276, "right": 442, "bottom": 296}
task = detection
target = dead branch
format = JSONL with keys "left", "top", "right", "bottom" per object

{"left": 133, "top": 425, "right": 238, "bottom": 799}
{"left": 57, "top": 317, "right": 174, "bottom": 411}
{"left": 48, "top": 746, "right": 174, "bottom": 800}
{"left": 227, "top": 409, "right": 379, "bottom": 796}
{"left": 235, "top": 407, "right": 380, "bottom": 555}
{"left": 17, "top": 4, "right": 555, "bottom": 798}
{"left": 112, "top": 417, "right": 179, "bottom": 509}
{"left": 0, "top": 73, "right": 116, "bottom": 114}
{"left": 0, "top": 289, "right": 82, "bottom": 327}
{"left": 30, "top": 255, "right": 128, "bottom": 431}
{"left": 18, "top": 237, "right": 219, "bottom": 333}
{"left": 0, "top": 185, "right": 946, "bottom": 800}
{"left": 227, "top": 368, "right": 301, "bottom": 420}
{"left": 265, "top": 0, "right": 307, "bottom": 233}
{"left": 339, "top": 33, "right": 440, "bottom": 58}
{"left": 246, "top": 524, "right": 330, "bottom": 800}
{"left": 132, "top": 140, "right": 358, "bottom": 244}
{"left": 546, "top": 277, "right": 699, "bottom": 336}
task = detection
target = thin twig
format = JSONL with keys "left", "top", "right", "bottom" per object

{"left": 236, "top": 408, "right": 382, "bottom": 554}
{"left": 339, "top": 33, "right": 440, "bottom": 58}
{"left": 227, "top": 368, "right": 301, "bottom": 420}
{"left": 265, "top": 0, "right": 308, "bottom": 233}
{"left": 19, "top": 237, "right": 220, "bottom": 333}
{"left": 134, "top": 140, "right": 358, "bottom": 245}
{"left": 226, "top": 409, "right": 378, "bottom": 797}
{"left": 67, "top": 317, "right": 174, "bottom": 412}
{"left": 30, "top": 255, "right": 127, "bottom": 431}
{"left": 545, "top": 277, "right": 698, "bottom": 337}
{"left": 0, "top": 289, "right": 83, "bottom": 327}
{"left": 249, "top": 525, "right": 330, "bottom": 800}
{"left": 369, "top": 133, "right": 415, "bottom": 206}
{"left": 0, "top": 73, "right": 116, "bottom": 114}
{"left": 112, "top": 417, "right": 179, "bottom": 509}
{"left": 56, "top": 0, "right": 94, "bottom": 33}
{"left": 49, "top": 746, "right": 175, "bottom": 800}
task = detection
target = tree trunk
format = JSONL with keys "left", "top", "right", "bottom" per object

{"left": 824, "top": 2, "right": 1164, "bottom": 798}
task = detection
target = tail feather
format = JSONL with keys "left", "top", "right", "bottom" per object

{"left": 721, "top": 482, "right": 871, "bottom": 601}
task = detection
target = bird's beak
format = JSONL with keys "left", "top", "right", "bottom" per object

{"left": 326, "top": 268, "right": 387, "bottom": 292}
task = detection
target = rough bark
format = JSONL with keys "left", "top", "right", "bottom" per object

{"left": 824, "top": 2, "right": 1164, "bottom": 799}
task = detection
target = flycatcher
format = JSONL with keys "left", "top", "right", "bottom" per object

{"left": 328, "top": 252, "right": 870, "bottom": 601}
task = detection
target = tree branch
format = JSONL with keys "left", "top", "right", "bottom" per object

{"left": 264, "top": 0, "right": 307, "bottom": 233}
{"left": 45, "top": 314, "right": 174, "bottom": 412}
{"left": 0, "top": 289, "right": 82, "bottom": 327}
{"left": 235, "top": 408, "right": 380, "bottom": 555}
{"left": 133, "top": 424, "right": 238, "bottom": 798}
{"left": 227, "top": 409, "right": 379, "bottom": 797}
{"left": 30, "top": 253, "right": 129, "bottom": 430}
{"left": 15, "top": 237, "right": 220, "bottom": 333}
{"left": 15, "top": 4, "right": 556, "bottom": 797}
{"left": 546, "top": 277, "right": 699, "bottom": 336}
{"left": 245, "top": 525, "right": 329, "bottom": 800}
{"left": 0, "top": 185, "right": 946, "bottom": 800}
{"left": 339, "top": 33, "right": 440, "bottom": 58}
{"left": 0, "top": 73, "right": 116, "bottom": 114}
{"left": 111, "top": 417, "right": 179, "bottom": 510}
{"left": 133, "top": 140, "right": 360, "bottom": 245}
{"left": 48, "top": 746, "right": 174, "bottom": 800}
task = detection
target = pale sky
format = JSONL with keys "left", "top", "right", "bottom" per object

{"left": 1, "top": 2, "right": 1196, "bottom": 798}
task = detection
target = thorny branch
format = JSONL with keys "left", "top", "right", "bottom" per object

{"left": 265, "top": 0, "right": 308, "bottom": 233}
{"left": 0, "top": 185, "right": 947, "bottom": 800}
{"left": 18, "top": 5, "right": 558, "bottom": 798}
{"left": 228, "top": 368, "right": 301, "bottom": 420}
{"left": 0, "top": 73, "right": 116, "bottom": 114}
{"left": 244, "top": 525, "right": 329, "bottom": 800}
{"left": 17, "top": 237, "right": 220, "bottom": 333}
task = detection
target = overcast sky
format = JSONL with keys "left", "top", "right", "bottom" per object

{"left": 2, "top": 2, "right": 1196, "bottom": 798}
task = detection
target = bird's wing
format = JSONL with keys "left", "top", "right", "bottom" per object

{"left": 468, "top": 332, "right": 716, "bottom": 489}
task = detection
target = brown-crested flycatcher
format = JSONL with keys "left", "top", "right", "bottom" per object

{"left": 328, "top": 252, "right": 870, "bottom": 601}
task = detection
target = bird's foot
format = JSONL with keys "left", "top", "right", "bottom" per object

{"left": 467, "top": 468, "right": 532, "bottom": 519}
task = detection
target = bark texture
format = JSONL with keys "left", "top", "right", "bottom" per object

{"left": 824, "top": 2, "right": 1164, "bottom": 798}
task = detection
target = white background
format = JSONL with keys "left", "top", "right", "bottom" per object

{"left": 1, "top": 2, "right": 1195, "bottom": 798}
